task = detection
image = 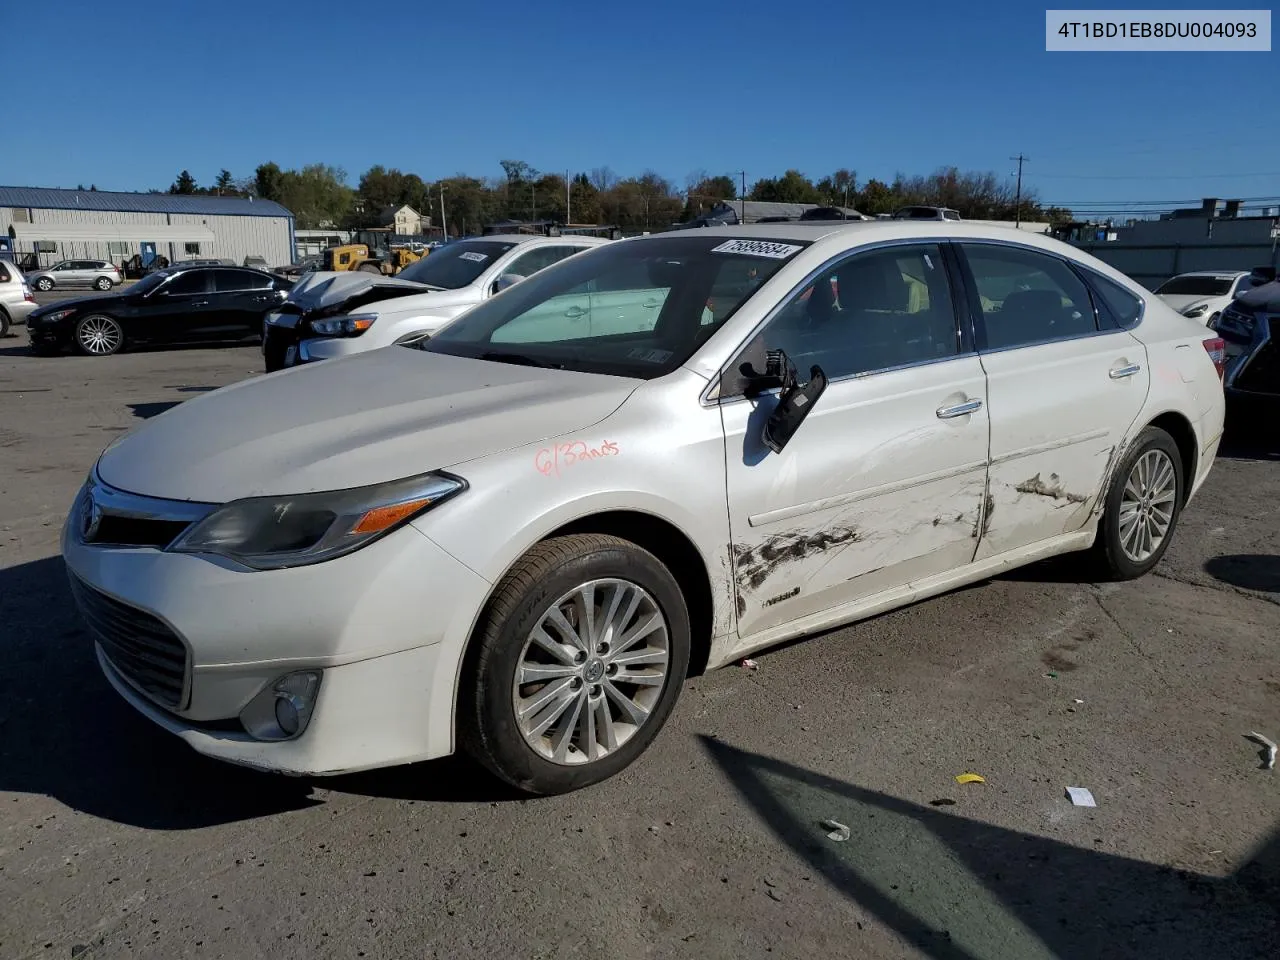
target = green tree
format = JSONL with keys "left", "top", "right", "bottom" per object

{"left": 254, "top": 162, "right": 284, "bottom": 202}
{"left": 169, "top": 170, "right": 197, "bottom": 195}
{"left": 214, "top": 169, "right": 234, "bottom": 195}
{"left": 749, "top": 169, "right": 819, "bottom": 204}
{"left": 274, "top": 164, "right": 354, "bottom": 228}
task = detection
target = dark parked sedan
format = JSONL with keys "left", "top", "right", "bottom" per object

{"left": 27, "top": 265, "right": 293, "bottom": 356}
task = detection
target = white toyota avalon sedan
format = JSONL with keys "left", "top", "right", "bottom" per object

{"left": 64, "top": 222, "right": 1226, "bottom": 795}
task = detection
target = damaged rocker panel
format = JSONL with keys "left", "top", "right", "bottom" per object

{"left": 732, "top": 526, "right": 861, "bottom": 591}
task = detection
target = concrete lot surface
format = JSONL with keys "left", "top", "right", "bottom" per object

{"left": 1, "top": 339, "right": 1278, "bottom": 959}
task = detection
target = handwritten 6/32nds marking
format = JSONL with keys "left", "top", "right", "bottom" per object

{"left": 535, "top": 441, "right": 620, "bottom": 477}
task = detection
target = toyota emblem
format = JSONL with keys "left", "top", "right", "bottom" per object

{"left": 81, "top": 491, "right": 102, "bottom": 541}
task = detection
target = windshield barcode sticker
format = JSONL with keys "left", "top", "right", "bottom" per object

{"left": 711, "top": 239, "right": 803, "bottom": 259}
{"left": 458, "top": 251, "right": 489, "bottom": 262}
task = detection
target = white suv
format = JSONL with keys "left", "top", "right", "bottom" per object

{"left": 0, "top": 259, "right": 37, "bottom": 335}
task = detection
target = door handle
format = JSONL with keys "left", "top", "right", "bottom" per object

{"left": 1109, "top": 363, "right": 1142, "bottom": 379}
{"left": 564, "top": 306, "right": 586, "bottom": 319}
{"left": 643, "top": 299, "right": 662, "bottom": 308}
{"left": 191, "top": 300, "right": 209, "bottom": 307}
{"left": 936, "top": 398, "right": 983, "bottom": 419}
{"left": 253, "top": 295, "right": 275, "bottom": 302}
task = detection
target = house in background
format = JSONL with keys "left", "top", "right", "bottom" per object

{"left": 379, "top": 204, "right": 425, "bottom": 236}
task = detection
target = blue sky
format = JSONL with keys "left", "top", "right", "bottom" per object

{"left": 8, "top": 0, "right": 1277, "bottom": 214}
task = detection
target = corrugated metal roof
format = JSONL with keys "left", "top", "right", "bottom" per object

{"left": 0, "top": 186, "right": 293, "bottom": 219}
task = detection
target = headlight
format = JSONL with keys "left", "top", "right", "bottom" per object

{"left": 168, "top": 472, "right": 465, "bottom": 570}
{"left": 1182, "top": 304, "right": 1208, "bottom": 318}
{"left": 310, "top": 313, "right": 377, "bottom": 337}
{"left": 39, "top": 308, "right": 77, "bottom": 323}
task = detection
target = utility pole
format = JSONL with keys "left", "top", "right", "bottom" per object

{"left": 439, "top": 182, "right": 448, "bottom": 239}
{"left": 565, "top": 170, "right": 571, "bottom": 225}
{"left": 1011, "top": 154, "right": 1028, "bottom": 227}
{"left": 735, "top": 171, "right": 746, "bottom": 223}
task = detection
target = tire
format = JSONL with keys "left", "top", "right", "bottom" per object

{"left": 1088, "top": 426, "right": 1184, "bottom": 580}
{"left": 35, "top": 277, "right": 53, "bottom": 291}
{"left": 460, "top": 534, "right": 691, "bottom": 795}
{"left": 95, "top": 276, "right": 113, "bottom": 291}
{"left": 74, "top": 314, "right": 125, "bottom": 356}
{"left": 357, "top": 262, "right": 382, "bottom": 275}
{"left": 0, "top": 308, "right": 10, "bottom": 338}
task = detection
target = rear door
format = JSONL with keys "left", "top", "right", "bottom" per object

{"left": 211, "top": 269, "right": 280, "bottom": 337}
{"left": 956, "top": 242, "right": 1150, "bottom": 558}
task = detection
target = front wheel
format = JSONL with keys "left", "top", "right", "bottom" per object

{"left": 1089, "top": 426, "right": 1184, "bottom": 580}
{"left": 35, "top": 277, "right": 53, "bottom": 291}
{"left": 74, "top": 314, "right": 125, "bottom": 356}
{"left": 356, "top": 262, "right": 382, "bottom": 275}
{"left": 95, "top": 276, "right": 113, "bottom": 291}
{"left": 460, "top": 534, "right": 691, "bottom": 795}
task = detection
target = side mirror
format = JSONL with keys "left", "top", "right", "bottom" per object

{"left": 493, "top": 273, "right": 525, "bottom": 294}
{"left": 741, "top": 349, "right": 828, "bottom": 453}
{"left": 1248, "top": 266, "right": 1276, "bottom": 287}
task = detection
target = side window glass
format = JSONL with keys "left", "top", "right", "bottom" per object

{"left": 165, "top": 271, "right": 209, "bottom": 295}
{"left": 741, "top": 244, "right": 958, "bottom": 383}
{"left": 964, "top": 246, "right": 1097, "bottom": 350}
{"left": 213, "top": 269, "right": 270, "bottom": 292}
{"left": 1085, "top": 271, "right": 1143, "bottom": 329}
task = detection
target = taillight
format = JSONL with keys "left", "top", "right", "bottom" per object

{"left": 1202, "top": 336, "right": 1226, "bottom": 380}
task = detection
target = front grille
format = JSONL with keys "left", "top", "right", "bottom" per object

{"left": 89, "top": 515, "right": 191, "bottom": 549}
{"left": 69, "top": 575, "right": 189, "bottom": 709}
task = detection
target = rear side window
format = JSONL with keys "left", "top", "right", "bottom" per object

{"left": 213, "top": 269, "right": 271, "bottom": 292}
{"left": 962, "top": 245, "right": 1097, "bottom": 350}
{"left": 0, "top": 262, "right": 10, "bottom": 282}
{"left": 1084, "top": 271, "right": 1143, "bottom": 329}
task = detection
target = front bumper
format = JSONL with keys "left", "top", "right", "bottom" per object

{"left": 64, "top": 511, "right": 492, "bottom": 775}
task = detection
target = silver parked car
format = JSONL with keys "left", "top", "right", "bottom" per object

{"left": 0, "top": 259, "right": 38, "bottom": 335}
{"left": 28, "top": 259, "right": 123, "bottom": 292}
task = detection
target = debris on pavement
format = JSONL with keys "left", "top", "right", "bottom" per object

{"left": 1073, "top": 699, "right": 1084, "bottom": 704}
{"left": 1066, "top": 786, "right": 1097, "bottom": 807}
{"left": 955, "top": 773, "right": 986, "bottom": 785}
{"left": 1044, "top": 672, "right": 1058, "bottom": 679}
{"left": 740, "top": 658, "right": 759, "bottom": 671}
{"left": 929, "top": 798, "right": 957, "bottom": 807}
{"left": 766, "top": 888, "right": 783, "bottom": 902}
{"left": 1245, "top": 731, "right": 1278, "bottom": 770}
{"left": 820, "top": 819, "right": 851, "bottom": 842}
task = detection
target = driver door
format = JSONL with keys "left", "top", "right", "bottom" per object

{"left": 720, "top": 242, "right": 991, "bottom": 638}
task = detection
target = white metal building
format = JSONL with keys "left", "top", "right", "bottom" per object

{"left": 0, "top": 186, "right": 295, "bottom": 270}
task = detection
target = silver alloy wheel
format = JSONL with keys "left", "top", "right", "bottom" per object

{"left": 513, "top": 578, "right": 670, "bottom": 765}
{"left": 1118, "top": 448, "right": 1177, "bottom": 563}
{"left": 96, "top": 277, "right": 111, "bottom": 290}
{"left": 77, "top": 315, "right": 122, "bottom": 355}
{"left": 36, "top": 278, "right": 52, "bottom": 291}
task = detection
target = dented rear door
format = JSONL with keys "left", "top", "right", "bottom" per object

{"left": 719, "top": 241, "right": 991, "bottom": 639}
{"left": 957, "top": 242, "right": 1150, "bottom": 559}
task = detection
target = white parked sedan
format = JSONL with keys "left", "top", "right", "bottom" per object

{"left": 1154, "top": 270, "right": 1254, "bottom": 325}
{"left": 64, "top": 222, "right": 1226, "bottom": 795}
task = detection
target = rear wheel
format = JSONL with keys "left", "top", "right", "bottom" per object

{"left": 460, "top": 534, "right": 691, "bottom": 795}
{"left": 35, "top": 277, "right": 53, "bottom": 292}
{"left": 95, "top": 276, "right": 113, "bottom": 291}
{"left": 1088, "top": 426, "right": 1184, "bottom": 580}
{"left": 0, "top": 308, "right": 10, "bottom": 338}
{"left": 74, "top": 314, "right": 125, "bottom": 356}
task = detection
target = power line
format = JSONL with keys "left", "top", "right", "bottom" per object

{"left": 1034, "top": 171, "right": 1280, "bottom": 180}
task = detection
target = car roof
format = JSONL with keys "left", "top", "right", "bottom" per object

{"left": 473, "top": 234, "right": 611, "bottom": 246}
{"left": 1168, "top": 270, "right": 1248, "bottom": 278}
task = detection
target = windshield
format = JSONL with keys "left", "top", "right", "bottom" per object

{"left": 397, "top": 240, "right": 517, "bottom": 289}
{"left": 422, "top": 234, "right": 810, "bottom": 379}
{"left": 1157, "top": 275, "right": 1234, "bottom": 296}
{"left": 129, "top": 271, "right": 172, "bottom": 295}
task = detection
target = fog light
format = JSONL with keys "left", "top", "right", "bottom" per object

{"left": 275, "top": 695, "right": 302, "bottom": 736}
{"left": 240, "top": 669, "right": 322, "bottom": 741}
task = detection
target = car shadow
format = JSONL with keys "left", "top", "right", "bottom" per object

{"left": 0, "top": 555, "right": 518, "bottom": 829}
{"left": 701, "top": 737, "right": 1280, "bottom": 960}
{"left": 128, "top": 401, "right": 182, "bottom": 419}
{"left": 1204, "top": 554, "right": 1280, "bottom": 593}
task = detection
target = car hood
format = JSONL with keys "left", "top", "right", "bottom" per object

{"left": 1237, "top": 280, "right": 1280, "bottom": 313}
{"left": 95, "top": 347, "right": 639, "bottom": 502}
{"left": 31, "top": 292, "right": 130, "bottom": 317}
{"left": 286, "top": 271, "right": 429, "bottom": 312}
